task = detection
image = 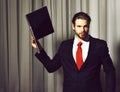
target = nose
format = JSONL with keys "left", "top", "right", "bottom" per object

{"left": 81, "top": 27, "right": 85, "bottom": 32}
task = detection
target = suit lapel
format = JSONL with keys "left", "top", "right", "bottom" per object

{"left": 81, "top": 36, "right": 96, "bottom": 69}
{"left": 66, "top": 39, "right": 79, "bottom": 70}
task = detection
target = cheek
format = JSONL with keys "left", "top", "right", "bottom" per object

{"left": 75, "top": 29, "right": 81, "bottom": 33}
{"left": 75, "top": 27, "right": 82, "bottom": 32}
{"left": 75, "top": 28, "right": 84, "bottom": 33}
{"left": 85, "top": 28, "right": 89, "bottom": 33}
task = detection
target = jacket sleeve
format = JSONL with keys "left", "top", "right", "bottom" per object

{"left": 101, "top": 41, "right": 116, "bottom": 92}
{"left": 35, "top": 47, "right": 62, "bottom": 73}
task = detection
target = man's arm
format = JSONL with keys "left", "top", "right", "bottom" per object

{"left": 101, "top": 42, "right": 116, "bottom": 92}
{"left": 31, "top": 36, "right": 62, "bottom": 73}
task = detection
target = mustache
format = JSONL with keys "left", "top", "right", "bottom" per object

{"left": 73, "top": 30, "right": 86, "bottom": 37}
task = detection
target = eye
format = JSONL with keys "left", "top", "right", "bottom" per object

{"left": 77, "top": 25, "right": 81, "bottom": 28}
{"left": 84, "top": 25, "right": 89, "bottom": 28}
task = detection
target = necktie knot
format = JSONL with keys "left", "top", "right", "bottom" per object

{"left": 77, "top": 42, "right": 82, "bottom": 47}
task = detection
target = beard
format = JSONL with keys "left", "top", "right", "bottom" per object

{"left": 74, "top": 30, "right": 89, "bottom": 41}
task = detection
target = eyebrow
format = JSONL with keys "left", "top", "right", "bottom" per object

{"left": 77, "top": 24, "right": 88, "bottom": 27}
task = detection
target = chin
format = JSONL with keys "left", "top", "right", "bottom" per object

{"left": 78, "top": 36, "right": 85, "bottom": 40}
{"left": 76, "top": 33, "right": 89, "bottom": 40}
{"left": 79, "top": 35, "right": 88, "bottom": 40}
{"left": 79, "top": 35, "right": 85, "bottom": 38}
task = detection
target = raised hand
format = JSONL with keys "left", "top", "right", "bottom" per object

{"left": 31, "top": 36, "right": 43, "bottom": 53}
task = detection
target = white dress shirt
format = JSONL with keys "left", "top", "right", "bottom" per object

{"left": 72, "top": 35, "right": 90, "bottom": 62}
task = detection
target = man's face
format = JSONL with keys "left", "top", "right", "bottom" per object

{"left": 72, "top": 19, "right": 89, "bottom": 40}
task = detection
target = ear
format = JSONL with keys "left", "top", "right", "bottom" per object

{"left": 72, "top": 23, "right": 75, "bottom": 30}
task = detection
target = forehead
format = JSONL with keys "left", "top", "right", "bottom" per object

{"left": 75, "top": 19, "right": 88, "bottom": 25}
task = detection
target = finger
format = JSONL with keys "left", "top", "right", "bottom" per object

{"left": 31, "top": 36, "right": 35, "bottom": 43}
{"left": 32, "top": 42, "right": 37, "bottom": 48}
{"left": 31, "top": 36, "right": 37, "bottom": 48}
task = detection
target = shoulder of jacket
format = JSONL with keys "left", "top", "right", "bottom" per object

{"left": 61, "top": 38, "right": 74, "bottom": 44}
{"left": 90, "top": 36, "right": 106, "bottom": 44}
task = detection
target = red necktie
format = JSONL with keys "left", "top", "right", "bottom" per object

{"left": 76, "top": 42, "right": 83, "bottom": 70}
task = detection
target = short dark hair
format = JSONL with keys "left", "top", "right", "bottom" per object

{"left": 72, "top": 12, "right": 91, "bottom": 25}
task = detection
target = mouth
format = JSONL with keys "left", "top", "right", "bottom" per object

{"left": 80, "top": 32, "right": 85, "bottom": 36}
{"left": 77, "top": 32, "right": 88, "bottom": 39}
{"left": 79, "top": 32, "right": 86, "bottom": 37}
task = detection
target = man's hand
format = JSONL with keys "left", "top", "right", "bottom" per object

{"left": 31, "top": 36, "right": 37, "bottom": 48}
{"left": 31, "top": 36, "right": 43, "bottom": 53}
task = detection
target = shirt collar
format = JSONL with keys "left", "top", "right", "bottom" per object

{"left": 73, "top": 35, "right": 90, "bottom": 46}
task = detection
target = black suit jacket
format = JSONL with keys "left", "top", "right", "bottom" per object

{"left": 35, "top": 36, "right": 116, "bottom": 92}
